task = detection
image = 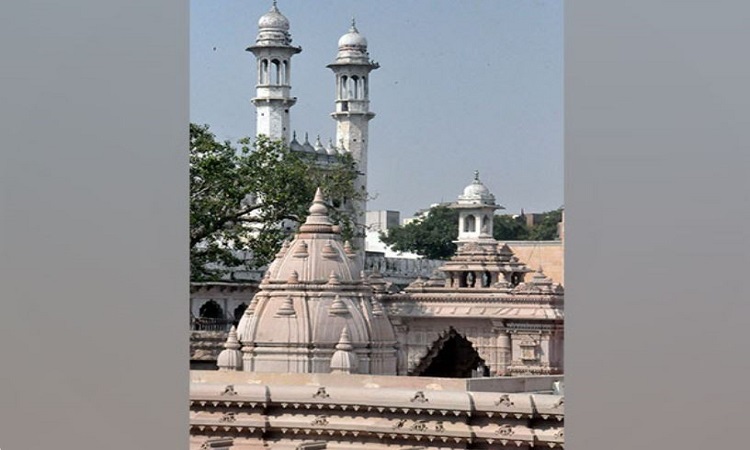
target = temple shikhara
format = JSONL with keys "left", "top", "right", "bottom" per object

{"left": 190, "top": 3, "right": 564, "bottom": 449}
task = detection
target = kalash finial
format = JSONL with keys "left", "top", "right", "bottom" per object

{"left": 474, "top": 170, "right": 481, "bottom": 182}
{"left": 350, "top": 17, "right": 358, "bottom": 33}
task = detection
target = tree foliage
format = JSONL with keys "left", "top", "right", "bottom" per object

{"left": 526, "top": 208, "right": 563, "bottom": 240}
{"left": 379, "top": 205, "right": 562, "bottom": 260}
{"left": 190, "top": 123, "right": 364, "bottom": 281}
{"left": 379, "top": 205, "right": 459, "bottom": 260}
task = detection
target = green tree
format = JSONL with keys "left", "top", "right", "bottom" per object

{"left": 190, "top": 123, "right": 363, "bottom": 281}
{"left": 379, "top": 205, "right": 561, "bottom": 259}
{"left": 493, "top": 214, "right": 529, "bottom": 241}
{"left": 527, "top": 208, "right": 563, "bottom": 240}
{"left": 379, "top": 205, "right": 459, "bottom": 260}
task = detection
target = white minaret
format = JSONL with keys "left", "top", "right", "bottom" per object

{"left": 247, "top": 1, "right": 301, "bottom": 142}
{"left": 327, "top": 19, "right": 379, "bottom": 255}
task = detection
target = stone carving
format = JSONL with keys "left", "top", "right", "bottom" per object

{"left": 494, "top": 394, "right": 514, "bottom": 407}
{"left": 519, "top": 336, "right": 539, "bottom": 362}
{"left": 552, "top": 397, "right": 564, "bottom": 408}
{"left": 219, "top": 412, "right": 237, "bottom": 423}
{"left": 310, "top": 415, "right": 329, "bottom": 426}
{"left": 435, "top": 421, "right": 445, "bottom": 432}
{"left": 220, "top": 385, "right": 237, "bottom": 396}
{"left": 496, "top": 424, "right": 514, "bottom": 436}
{"left": 410, "top": 391, "right": 429, "bottom": 403}
{"left": 410, "top": 420, "right": 428, "bottom": 431}
{"left": 312, "top": 387, "right": 330, "bottom": 399}
{"left": 554, "top": 429, "right": 564, "bottom": 438}
{"left": 393, "top": 419, "right": 407, "bottom": 430}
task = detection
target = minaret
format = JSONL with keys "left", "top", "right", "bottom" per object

{"left": 327, "top": 19, "right": 379, "bottom": 256}
{"left": 247, "top": 1, "right": 301, "bottom": 142}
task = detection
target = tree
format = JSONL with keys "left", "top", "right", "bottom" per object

{"left": 379, "top": 205, "right": 459, "bottom": 260}
{"left": 493, "top": 214, "right": 529, "bottom": 241}
{"left": 379, "top": 205, "right": 560, "bottom": 260}
{"left": 190, "top": 123, "right": 364, "bottom": 281}
{"left": 526, "top": 208, "right": 563, "bottom": 240}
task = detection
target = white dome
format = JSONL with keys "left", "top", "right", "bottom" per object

{"left": 338, "top": 30, "right": 367, "bottom": 49}
{"left": 258, "top": 4, "right": 289, "bottom": 31}
{"left": 458, "top": 171, "right": 496, "bottom": 205}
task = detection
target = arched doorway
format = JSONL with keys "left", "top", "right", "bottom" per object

{"left": 411, "top": 328, "right": 485, "bottom": 378}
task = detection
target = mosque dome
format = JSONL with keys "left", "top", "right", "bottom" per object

{"left": 338, "top": 22, "right": 367, "bottom": 49}
{"left": 289, "top": 132, "right": 304, "bottom": 153}
{"left": 302, "top": 133, "right": 315, "bottom": 153}
{"left": 258, "top": 2, "right": 290, "bottom": 31}
{"left": 235, "top": 189, "right": 398, "bottom": 375}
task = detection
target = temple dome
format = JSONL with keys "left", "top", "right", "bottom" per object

{"left": 262, "top": 188, "right": 360, "bottom": 283}
{"left": 235, "top": 189, "right": 398, "bottom": 375}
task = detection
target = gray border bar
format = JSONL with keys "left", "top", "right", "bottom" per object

{"left": 567, "top": 1, "right": 750, "bottom": 449}
{"left": 0, "top": 1, "right": 188, "bottom": 448}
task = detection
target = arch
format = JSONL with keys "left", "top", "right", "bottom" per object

{"left": 351, "top": 75, "right": 360, "bottom": 99}
{"left": 482, "top": 271, "right": 491, "bottom": 288}
{"left": 464, "top": 215, "right": 476, "bottom": 232}
{"left": 271, "top": 59, "right": 281, "bottom": 85}
{"left": 339, "top": 75, "right": 348, "bottom": 99}
{"left": 362, "top": 76, "right": 368, "bottom": 98}
{"left": 411, "top": 328, "right": 485, "bottom": 378}
{"left": 199, "top": 300, "right": 224, "bottom": 319}
{"left": 481, "top": 215, "right": 490, "bottom": 233}
{"left": 282, "top": 60, "right": 289, "bottom": 85}
{"left": 233, "top": 303, "right": 248, "bottom": 325}
{"left": 260, "top": 59, "right": 269, "bottom": 84}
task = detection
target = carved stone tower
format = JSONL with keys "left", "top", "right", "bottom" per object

{"left": 327, "top": 20, "right": 379, "bottom": 257}
{"left": 247, "top": 1, "right": 301, "bottom": 142}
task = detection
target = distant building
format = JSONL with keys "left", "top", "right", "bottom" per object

{"left": 366, "top": 210, "right": 401, "bottom": 232}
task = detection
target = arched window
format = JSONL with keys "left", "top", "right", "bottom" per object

{"left": 464, "top": 215, "right": 476, "bottom": 232}
{"left": 482, "top": 215, "right": 490, "bottom": 233}
{"left": 282, "top": 60, "right": 289, "bottom": 85}
{"left": 351, "top": 76, "right": 359, "bottom": 99}
{"left": 199, "top": 300, "right": 224, "bottom": 319}
{"left": 340, "top": 75, "right": 348, "bottom": 99}
{"left": 260, "top": 59, "right": 269, "bottom": 84}
{"left": 271, "top": 59, "right": 281, "bottom": 85}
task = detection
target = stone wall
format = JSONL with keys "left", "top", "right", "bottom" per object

{"left": 190, "top": 371, "right": 565, "bottom": 450}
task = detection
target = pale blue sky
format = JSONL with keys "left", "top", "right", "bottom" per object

{"left": 190, "top": 0, "right": 563, "bottom": 217}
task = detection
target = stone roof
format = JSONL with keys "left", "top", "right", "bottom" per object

{"left": 235, "top": 189, "right": 398, "bottom": 374}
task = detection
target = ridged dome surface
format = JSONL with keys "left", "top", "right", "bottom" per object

{"left": 236, "top": 189, "right": 397, "bottom": 375}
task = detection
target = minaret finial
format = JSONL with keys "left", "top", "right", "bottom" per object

{"left": 474, "top": 170, "right": 480, "bottom": 182}
{"left": 350, "top": 17, "right": 358, "bottom": 32}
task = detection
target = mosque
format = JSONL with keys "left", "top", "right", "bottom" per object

{"left": 189, "top": 4, "right": 564, "bottom": 448}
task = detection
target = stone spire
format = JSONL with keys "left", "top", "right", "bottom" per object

{"left": 330, "top": 326, "right": 359, "bottom": 374}
{"left": 216, "top": 326, "right": 243, "bottom": 371}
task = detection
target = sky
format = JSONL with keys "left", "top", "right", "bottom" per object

{"left": 190, "top": 0, "right": 563, "bottom": 218}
